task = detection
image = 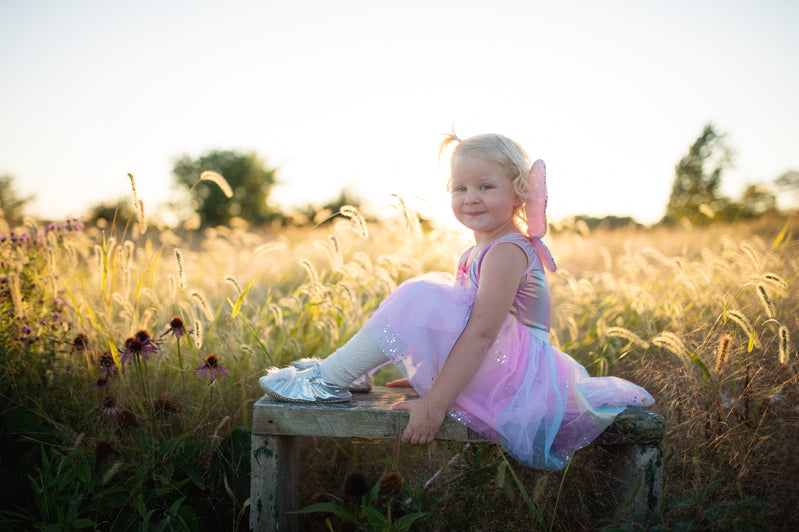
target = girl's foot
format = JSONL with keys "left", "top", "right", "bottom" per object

{"left": 291, "top": 357, "right": 373, "bottom": 394}
{"left": 259, "top": 362, "right": 352, "bottom": 403}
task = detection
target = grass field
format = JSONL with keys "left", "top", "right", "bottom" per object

{"left": 0, "top": 207, "right": 797, "bottom": 530}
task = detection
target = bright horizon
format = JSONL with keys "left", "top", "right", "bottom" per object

{"left": 1, "top": 0, "right": 798, "bottom": 228}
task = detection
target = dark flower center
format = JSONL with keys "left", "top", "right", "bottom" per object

{"left": 116, "top": 409, "right": 138, "bottom": 429}
{"left": 205, "top": 355, "right": 218, "bottom": 368}
{"left": 128, "top": 338, "right": 143, "bottom": 352}
{"left": 101, "top": 395, "right": 117, "bottom": 408}
{"left": 72, "top": 333, "right": 89, "bottom": 350}
{"left": 169, "top": 317, "right": 184, "bottom": 329}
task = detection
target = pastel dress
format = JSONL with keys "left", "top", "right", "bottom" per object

{"left": 363, "top": 233, "right": 654, "bottom": 471}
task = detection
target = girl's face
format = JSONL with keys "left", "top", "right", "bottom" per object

{"left": 450, "top": 155, "right": 522, "bottom": 237}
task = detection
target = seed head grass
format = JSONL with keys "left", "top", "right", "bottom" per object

{"left": 1, "top": 211, "right": 797, "bottom": 529}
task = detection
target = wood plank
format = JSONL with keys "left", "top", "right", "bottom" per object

{"left": 251, "top": 386, "right": 665, "bottom": 444}
{"left": 252, "top": 386, "right": 485, "bottom": 442}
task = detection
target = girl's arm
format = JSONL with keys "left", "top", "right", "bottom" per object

{"left": 392, "top": 242, "right": 528, "bottom": 444}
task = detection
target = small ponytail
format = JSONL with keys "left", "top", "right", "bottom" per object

{"left": 439, "top": 127, "right": 461, "bottom": 160}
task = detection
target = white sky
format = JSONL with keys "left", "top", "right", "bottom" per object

{"left": 1, "top": 0, "right": 797, "bottom": 226}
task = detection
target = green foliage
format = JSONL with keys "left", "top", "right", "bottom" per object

{"left": 298, "top": 471, "right": 429, "bottom": 532}
{"left": 737, "top": 184, "right": 777, "bottom": 218}
{"left": 172, "top": 149, "right": 279, "bottom": 227}
{"left": 658, "top": 483, "right": 773, "bottom": 531}
{"left": 0, "top": 174, "right": 33, "bottom": 225}
{"left": 664, "top": 123, "right": 734, "bottom": 225}
{"left": 206, "top": 426, "right": 252, "bottom": 528}
{"left": 774, "top": 169, "right": 799, "bottom": 208}
{"left": 295, "top": 187, "right": 365, "bottom": 226}
{"left": 0, "top": 431, "right": 208, "bottom": 531}
{"left": 85, "top": 199, "right": 135, "bottom": 227}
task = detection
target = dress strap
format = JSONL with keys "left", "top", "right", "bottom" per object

{"left": 475, "top": 233, "right": 556, "bottom": 277}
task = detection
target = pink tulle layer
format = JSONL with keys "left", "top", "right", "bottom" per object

{"left": 364, "top": 273, "right": 654, "bottom": 470}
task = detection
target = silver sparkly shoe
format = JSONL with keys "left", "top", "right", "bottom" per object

{"left": 290, "top": 357, "right": 372, "bottom": 393}
{"left": 259, "top": 362, "right": 352, "bottom": 403}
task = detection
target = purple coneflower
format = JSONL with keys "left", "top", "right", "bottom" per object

{"left": 379, "top": 471, "right": 403, "bottom": 497}
{"left": 194, "top": 354, "right": 229, "bottom": 382}
{"left": 116, "top": 408, "right": 138, "bottom": 430}
{"left": 94, "top": 441, "right": 115, "bottom": 467}
{"left": 120, "top": 329, "right": 158, "bottom": 364}
{"left": 72, "top": 333, "right": 89, "bottom": 351}
{"left": 98, "top": 394, "right": 122, "bottom": 417}
{"left": 91, "top": 377, "right": 111, "bottom": 390}
{"left": 96, "top": 351, "right": 119, "bottom": 379}
{"left": 160, "top": 316, "right": 189, "bottom": 340}
{"left": 152, "top": 394, "right": 177, "bottom": 416}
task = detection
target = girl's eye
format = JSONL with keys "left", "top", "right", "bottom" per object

{"left": 453, "top": 186, "right": 466, "bottom": 193}
{"left": 480, "top": 184, "right": 492, "bottom": 191}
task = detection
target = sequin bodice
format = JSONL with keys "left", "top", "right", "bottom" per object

{"left": 455, "top": 233, "right": 552, "bottom": 332}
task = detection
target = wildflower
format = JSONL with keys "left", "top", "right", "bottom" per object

{"left": 306, "top": 492, "right": 332, "bottom": 522}
{"left": 120, "top": 329, "right": 158, "bottom": 364}
{"left": 308, "top": 492, "right": 332, "bottom": 505}
{"left": 116, "top": 408, "right": 138, "bottom": 430}
{"left": 120, "top": 338, "right": 143, "bottom": 364}
{"left": 96, "top": 351, "right": 119, "bottom": 379}
{"left": 94, "top": 441, "right": 115, "bottom": 467}
{"left": 160, "top": 316, "right": 189, "bottom": 340}
{"left": 72, "top": 333, "right": 89, "bottom": 351}
{"left": 342, "top": 472, "right": 370, "bottom": 499}
{"left": 152, "top": 394, "right": 177, "bottom": 416}
{"left": 98, "top": 395, "right": 122, "bottom": 417}
{"left": 194, "top": 354, "right": 229, "bottom": 381}
{"left": 379, "top": 471, "right": 403, "bottom": 497}
{"left": 91, "top": 377, "right": 111, "bottom": 390}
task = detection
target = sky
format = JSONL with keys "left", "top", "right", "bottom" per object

{"left": 1, "top": 0, "right": 798, "bottom": 227}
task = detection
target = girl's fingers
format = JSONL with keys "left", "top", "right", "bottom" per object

{"left": 386, "top": 378, "right": 412, "bottom": 387}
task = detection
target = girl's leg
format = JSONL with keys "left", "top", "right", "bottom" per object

{"left": 259, "top": 329, "right": 387, "bottom": 403}
{"left": 319, "top": 329, "right": 387, "bottom": 387}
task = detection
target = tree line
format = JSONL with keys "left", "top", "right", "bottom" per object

{"left": 1, "top": 123, "right": 796, "bottom": 229}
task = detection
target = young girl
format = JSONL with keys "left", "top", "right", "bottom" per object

{"left": 259, "top": 132, "right": 654, "bottom": 470}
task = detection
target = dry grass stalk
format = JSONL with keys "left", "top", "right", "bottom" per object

{"left": 200, "top": 170, "right": 234, "bottom": 198}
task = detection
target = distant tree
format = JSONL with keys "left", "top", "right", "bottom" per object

{"left": 0, "top": 174, "right": 33, "bottom": 225}
{"left": 172, "top": 150, "right": 280, "bottom": 227}
{"left": 573, "top": 215, "right": 641, "bottom": 230}
{"left": 664, "top": 124, "right": 734, "bottom": 225}
{"left": 737, "top": 184, "right": 777, "bottom": 218}
{"left": 295, "top": 188, "right": 365, "bottom": 226}
{"left": 85, "top": 199, "right": 135, "bottom": 227}
{"left": 775, "top": 170, "right": 799, "bottom": 208}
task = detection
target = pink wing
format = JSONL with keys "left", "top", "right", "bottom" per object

{"left": 526, "top": 159, "right": 548, "bottom": 238}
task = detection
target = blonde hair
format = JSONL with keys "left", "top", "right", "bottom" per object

{"left": 440, "top": 130, "right": 533, "bottom": 223}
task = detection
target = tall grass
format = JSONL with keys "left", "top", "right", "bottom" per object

{"left": 0, "top": 206, "right": 797, "bottom": 530}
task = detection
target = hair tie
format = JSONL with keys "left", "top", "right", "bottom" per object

{"left": 525, "top": 159, "right": 557, "bottom": 272}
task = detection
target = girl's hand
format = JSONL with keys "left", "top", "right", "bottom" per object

{"left": 391, "top": 397, "right": 447, "bottom": 445}
{"left": 386, "top": 378, "right": 411, "bottom": 387}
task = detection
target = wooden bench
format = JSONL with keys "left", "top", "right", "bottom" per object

{"left": 250, "top": 386, "right": 665, "bottom": 531}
